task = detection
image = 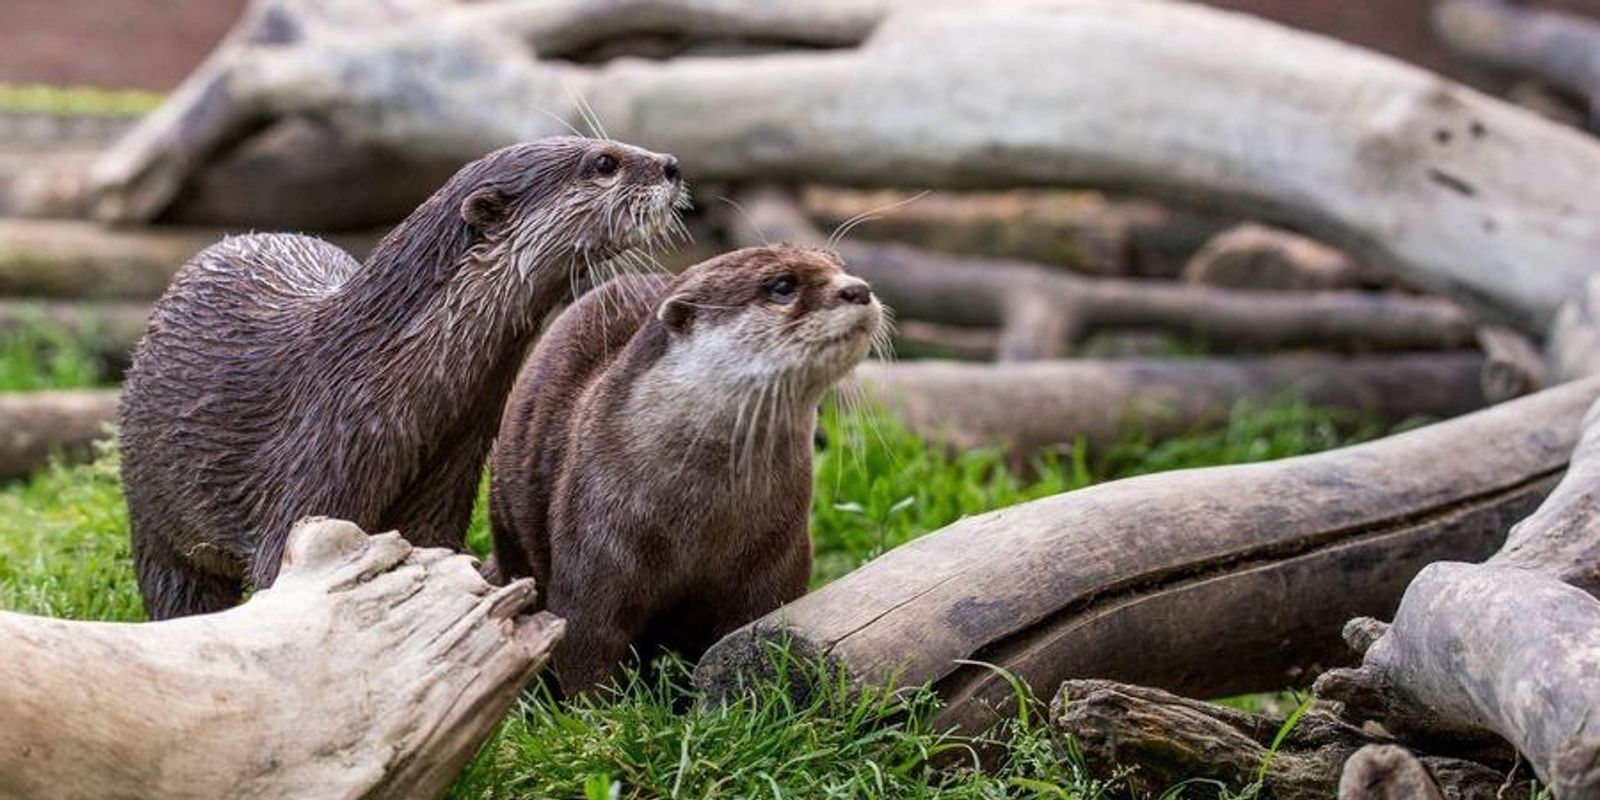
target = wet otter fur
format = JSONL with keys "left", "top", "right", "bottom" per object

{"left": 121, "top": 137, "right": 686, "bottom": 620}
{"left": 490, "top": 244, "right": 884, "bottom": 695}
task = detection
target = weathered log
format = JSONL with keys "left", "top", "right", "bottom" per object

{"left": 1050, "top": 681, "right": 1522, "bottom": 800}
{"left": 0, "top": 390, "right": 120, "bottom": 481}
{"left": 846, "top": 354, "right": 1487, "bottom": 457}
{"left": 1548, "top": 273, "right": 1600, "bottom": 382}
{"left": 0, "top": 218, "right": 380, "bottom": 300}
{"left": 0, "top": 300, "right": 149, "bottom": 369}
{"left": 1474, "top": 324, "right": 1545, "bottom": 402}
{"left": 1182, "top": 223, "right": 1386, "bottom": 292}
{"left": 0, "top": 517, "right": 565, "bottom": 800}
{"left": 729, "top": 188, "right": 1481, "bottom": 360}
{"left": 1316, "top": 395, "right": 1600, "bottom": 794}
{"left": 1340, "top": 745, "right": 1469, "bottom": 800}
{"left": 1434, "top": 0, "right": 1600, "bottom": 129}
{"left": 91, "top": 0, "right": 1600, "bottom": 332}
{"left": 696, "top": 376, "right": 1600, "bottom": 733}
{"left": 799, "top": 187, "right": 1229, "bottom": 277}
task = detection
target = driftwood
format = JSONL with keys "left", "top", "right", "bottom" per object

{"left": 1474, "top": 324, "right": 1546, "bottom": 402}
{"left": 0, "top": 300, "right": 149, "bottom": 370}
{"left": 1316, "top": 393, "right": 1600, "bottom": 795}
{"left": 729, "top": 188, "right": 1480, "bottom": 361}
{"left": 0, "top": 218, "right": 377, "bottom": 300}
{"left": 1050, "top": 680, "right": 1524, "bottom": 800}
{"left": 1434, "top": 0, "right": 1600, "bottom": 129}
{"left": 0, "top": 517, "right": 564, "bottom": 800}
{"left": 0, "top": 390, "right": 120, "bottom": 481}
{"left": 89, "top": 0, "right": 1600, "bottom": 332}
{"left": 1548, "top": 274, "right": 1600, "bottom": 382}
{"left": 798, "top": 187, "right": 1228, "bottom": 277}
{"left": 1181, "top": 223, "right": 1386, "bottom": 292}
{"left": 696, "top": 376, "right": 1600, "bottom": 733}
{"left": 846, "top": 355, "right": 1486, "bottom": 457}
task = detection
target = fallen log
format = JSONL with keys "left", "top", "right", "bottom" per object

{"left": 1434, "top": 0, "right": 1600, "bottom": 129}
{"left": 91, "top": 0, "right": 1600, "bottom": 332}
{"left": 0, "top": 517, "right": 565, "bottom": 800}
{"left": 695, "top": 376, "right": 1600, "bottom": 733}
{"left": 1050, "top": 681, "right": 1522, "bottom": 800}
{"left": 1337, "top": 744, "right": 1513, "bottom": 800}
{"left": 1474, "top": 324, "right": 1546, "bottom": 402}
{"left": 799, "top": 187, "right": 1229, "bottom": 277}
{"left": 1547, "top": 273, "right": 1600, "bottom": 382}
{"left": 0, "top": 219, "right": 381, "bottom": 300}
{"left": 0, "top": 390, "right": 120, "bottom": 481}
{"left": 1181, "top": 223, "right": 1386, "bottom": 292}
{"left": 0, "top": 300, "right": 149, "bottom": 370}
{"left": 846, "top": 354, "right": 1487, "bottom": 457}
{"left": 1316, "top": 395, "right": 1600, "bottom": 795}
{"left": 730, "top": 188, "right": 1480, "bottom": 360}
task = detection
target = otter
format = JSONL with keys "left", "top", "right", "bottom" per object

{"left": 121, "top": 137, "right": 686, "bottom": 620}
{"left": 489, "top": 244, "right": 884, "bottom": 695}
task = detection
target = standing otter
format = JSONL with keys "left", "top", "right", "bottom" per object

{"left": 121, "top": 137, "right": 686, "bottom": 620}
{"left": 490, "top": 244, "right": 884, "bottom": 694}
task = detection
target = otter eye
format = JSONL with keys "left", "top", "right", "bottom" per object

{"left": 764, "top": 276, "right": 798, "bottom": 304}
{"left": 593, "top": 154, "right": 620, "bottom": 176}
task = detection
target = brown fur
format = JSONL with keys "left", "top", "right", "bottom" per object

{"left": 490, "top": 245, "right": 881, "bottom": 694}
{"left": 120, "top": 137, "right": 684, "bottom": 619}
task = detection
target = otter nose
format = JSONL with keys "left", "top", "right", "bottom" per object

{"left": 838, "top": 282, "right": 872, "bottom": 306}
{"left": 662, "top": 157, "right": 681, "bottom": 183}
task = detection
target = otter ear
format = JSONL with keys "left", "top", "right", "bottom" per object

{"left": 461, "top": 186, "right": 512, "bottom": 230}
{"left": 658, "top": 294, "right": 693, "bottom": 333}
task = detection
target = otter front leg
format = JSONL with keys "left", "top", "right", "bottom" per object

{"left": 551, "top": 595, "right": 646, "bottom": 697}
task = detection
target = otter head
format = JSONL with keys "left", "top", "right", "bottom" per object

{"left": 655, "top": 245, "right": 885, "bottom": 394}
{"left": 454, "top": 136, "right": 687, "bottom": 281}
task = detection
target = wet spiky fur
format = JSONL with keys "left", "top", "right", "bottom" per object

{"left": 121, "top": 137, "right": 685, "bottom": 619}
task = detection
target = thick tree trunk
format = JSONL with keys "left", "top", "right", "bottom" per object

{"left": 729, "top": 188, "right": 1481, "bottom": 360}
{"left": 1050, "top": 681, "right": 1524, "bottom": 800}
{"left": 0, "top": 390, "right": 120, "bottom": 480}
{"left": 90, "top": 0, "right": 1600, "bottom": 332}
{"left": 696, "top": 377, "right": 1600, "bottom": 733}
{"left": 846, "top": 354, "right": 1486, "bottom": 457}
{"left": 0, "top": 517, "right": 564, "bottom": 800}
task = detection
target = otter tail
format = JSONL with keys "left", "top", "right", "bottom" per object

{"left": 132, "top": 526, "right": 243, "bottom": 620}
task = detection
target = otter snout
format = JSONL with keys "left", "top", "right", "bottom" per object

{"left": 662, "top": 157, "right": 682, "bottom": 183}
{"left": 837, "top": 280, "right": 872, "bottom": 306}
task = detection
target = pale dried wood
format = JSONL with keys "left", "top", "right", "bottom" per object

{"left": 846, "top": 355, "right": 1486, "bottom": 456}
{"left": 91, "top": 0, "right": 1600, "bottom": 331}
{"left": 1474, "top": 324, "right": 1546, "bottom": 402}
{"left": 0, "top": 390, "right": 120, "bottom": 480}
{"left": 0, "top": 518, "right": 564, "bottom": 800}
{"left": 696, "top": 377, "right": 1600, "bottom": 733}
{"left": 1316, "top": 395, "right": 1600, "bottom": 795}
{"left": 729, "top": 188, "right": 1481, "bottom": 360}
{"left": 1434, "top": 0, "right": 1600, "bottom": 129}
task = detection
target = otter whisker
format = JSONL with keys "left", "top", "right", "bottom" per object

{"left": 716, "top": 195, "right": 772, "bottom": 247}
{"left": 565, "top": 82, "right": 610, "bottom": 141}
{"left": 826, "top": 190, "right": 933, "bottom": 251}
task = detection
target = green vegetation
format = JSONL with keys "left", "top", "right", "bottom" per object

{"left": 0, "top": 83, "right": 163, "bottom": 118}
{"left": 0, "top": 392, "right": 1397, "bottom": 797}
{"left": 0, "top": 321, "right": 107, "bottom": 391}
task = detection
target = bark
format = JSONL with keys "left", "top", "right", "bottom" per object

{"left": 1049, "top": 681, "right": 1523, "bottom": 800}
{"left": 0, "top": 218, "right": 379, "bottom": 300}
{"left": 1433, "top": 0, "right": 1600, "bottom": 129}
{"left": 1181, "top": 223, "right": 1386, "bottom": 292}
{"left": 798, "top": 187, "right": 1229, "bottom": 278}
{"left": 1315, "top": 397, "right": 1600, "bottom": 795}
{"left": 90, "top": 0, "right": 1600, "bottom": 332}
{"left": 0, "top": 390, "right": 120, "bottom": 480}
{"left": 729, "top": 188, "right": 1481, "bottom": 360}
{"left": 0, "top": 517, "right": 565, "bottom": 800}
{"left": 846, "top": 355, "right": 1486, "bottom": 457}
{"left": 695, "top": 376, "right": 1600, "bottom": 733}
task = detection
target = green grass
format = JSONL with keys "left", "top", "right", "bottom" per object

{"left": 0, "top": 321, "right": 106, "bottom": 391}
{"left": 0, "top": 397, "right": 1398, "bottom": 798}
{"left": 0, "top": 83, "right": 163, "bottom": 118}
